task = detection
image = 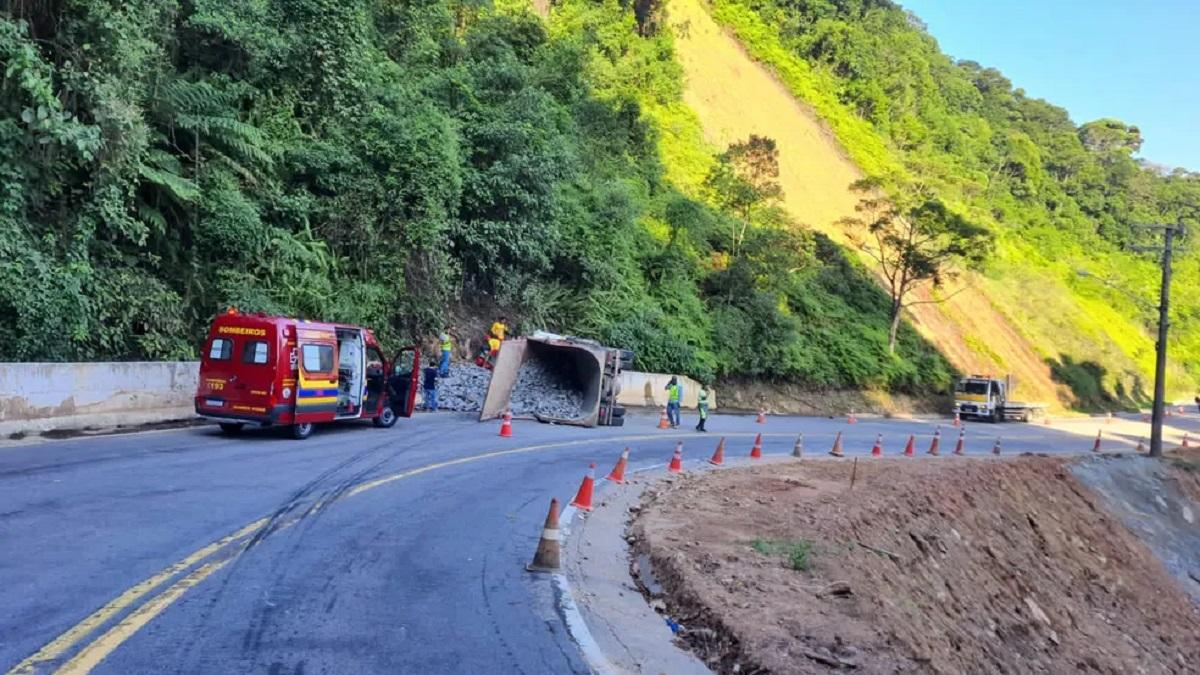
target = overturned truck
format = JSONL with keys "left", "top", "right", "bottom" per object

{"left": 480, "top": 332, "right": 632, "bottom": 427}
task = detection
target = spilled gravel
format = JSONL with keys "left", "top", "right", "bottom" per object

{"left": 427, "top": 359, "right": 585, "bottom": 419}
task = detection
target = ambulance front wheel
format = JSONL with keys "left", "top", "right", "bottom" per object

{"left": 373, "top": 405, "right": 397, "bottom": 428}
{"left": 290, "top": 422, "right": 314, "bottom": 440}
{"left": 218, "top": 423, "right": 244, "bottom": 435}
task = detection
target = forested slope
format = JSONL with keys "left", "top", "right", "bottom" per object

{"left": 3, "top": 0, "right": 1195, "bottom": 409}
{"left": 698, "top": 0, "right": 1200, "bottom": 406}
{"left": 0, "top": 0, "right": 950, "bottom": 397}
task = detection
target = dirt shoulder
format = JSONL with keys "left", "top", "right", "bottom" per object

{"left": 631, "top": 457, "right": 1200, "bottom": 674}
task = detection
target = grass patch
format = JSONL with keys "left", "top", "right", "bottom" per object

{"left": 750, "top": 537, "right": 814, "bottom": 571}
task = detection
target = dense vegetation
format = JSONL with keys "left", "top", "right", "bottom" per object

{"left": 711, "top": 0, "right": 1200, "bottom": 404}
{"left": 0, "top": 0, "right": 953, "bottom": 393}
{"left": 8, "top": 0, "right": 1194, "bottom": 406}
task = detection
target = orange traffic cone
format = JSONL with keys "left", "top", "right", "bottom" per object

{"left": 927, "top": 427, "right": 941, "bottom": 456}
{"left": 658, "top": 407, "right": 670, "bottom": 429}
{"left": 902, "top": 434, "right": 915, "bottom": 457}
{"left": 953, "top": 411, "right": 961, "bottom": 428}
{"left": 709, "top": 437, "right": 726, "bottom": 466}
{"left": 756, "top": 407, "right": 766, "bottom": 424}
{"left": 569, "top": 463, "right": 596, "bottom": 511}
{"left": 848, "top": 410, "right": 857, "bottom": 424}
{"left": 605, "top": 448, "right": 630, "bottom": 484}
{"left": 954, "top": 429, "right": 966, "bottom": 455}
{"left": 1091, "top": 430, "right": 1102, "bottom": 453}
{"left": 668, "top": 442, "right": 683, "bottom": 473}
{"left": 829, "top": 431, "right": 844, "bottom": 457}
{"left": 870, "top": 434, "right": 883, "bottom": 457}
{"left": 499, "top": 410, "right": 514, "bottom": 438}
{"left": 792, "top": 434, "right": 804, "bottom": 459}
{"left": 527, "top": 498, "right": 562, "bottom": 572}
{"left": 750, "top": 433, "right": 763, "bottom": 459}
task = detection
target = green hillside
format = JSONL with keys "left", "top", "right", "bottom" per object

{"left": 2, "top": 0, "right": 1195, "bottom": 409}
{"left": 705, "top": 0, "right": 1200, "bottom": 405}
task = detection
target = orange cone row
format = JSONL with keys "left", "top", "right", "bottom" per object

{"left": 535, "top": 424, "right": 1016, "bottom": 573}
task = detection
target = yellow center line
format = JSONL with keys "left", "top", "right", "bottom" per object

{"left": 7, "top": 519, "right": 267, "bottom": 675}
{"left": 11, "top": 430, "right": 720, "bottom": 675}
{"left": 55, "top": 560, "right": 234, "bottom": 675}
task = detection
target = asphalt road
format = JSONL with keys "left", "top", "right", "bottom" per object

{"left": 1, "top": 409, "right": 1195, "bottom": 674}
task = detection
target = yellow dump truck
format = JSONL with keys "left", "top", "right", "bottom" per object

{"left": 954, "top": 375, "right": 1046, "bottom": 423}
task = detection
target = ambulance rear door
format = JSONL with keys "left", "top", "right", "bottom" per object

{"left": 295, "top": 326, "right": 339, "bottom": 423}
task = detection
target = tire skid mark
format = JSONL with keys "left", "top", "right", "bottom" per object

{"left": 9, "top": 431, "right": 711, "bottom": 674}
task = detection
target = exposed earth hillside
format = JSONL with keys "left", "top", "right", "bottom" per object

{"left": 664, "top": 0, "right": 1200, "bottom": 409}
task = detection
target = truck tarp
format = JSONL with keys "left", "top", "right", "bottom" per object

{"left": 479, "top": 337, "right": 607, "bottom": 427}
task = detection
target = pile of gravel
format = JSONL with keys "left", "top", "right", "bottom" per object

{"left": 509, "top": 358, "right": 585, "bottom": 419}
{"left": 433, "top": 363, "right": 492, "bottom": 412}
{"left": 423, "top": 358, "right": 585, "bottom": 418}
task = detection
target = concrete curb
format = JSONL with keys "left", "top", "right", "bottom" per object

{"left": 559, "top": 461, "right": 722, "bottom": 675}
{"left": 0, "top": 406, "right": 196, "bottom": 441}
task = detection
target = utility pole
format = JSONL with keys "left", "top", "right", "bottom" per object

{"left": 1133, "top": 224, "right": 1181, "bottom": 458}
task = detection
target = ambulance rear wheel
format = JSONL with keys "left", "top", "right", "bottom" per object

{"left": 218, "top": 423, "right": 244, "bottom": 435}
{"left": 290, "top": 422, "right": 314, "bottom": 440}
{"left": 373, "top": 405, "right": 397, "bottom": 428}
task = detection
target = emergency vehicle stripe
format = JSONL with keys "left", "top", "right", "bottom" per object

{"left": 298, "top": 388, "right": 338, "bottom": 398}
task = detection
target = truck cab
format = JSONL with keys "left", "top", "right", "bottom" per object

{"left": 955, "top": 376, "right": 1005, "bottom": 423}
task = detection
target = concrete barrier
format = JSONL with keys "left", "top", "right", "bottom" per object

{"left": 0, "top": 361, "right": 717, "bottom": 439}
{"left": 0, "top": 361, "right": 199, "bottom": 438}
{"left": 616, "top": 372, "right": 715, "bottom": 410}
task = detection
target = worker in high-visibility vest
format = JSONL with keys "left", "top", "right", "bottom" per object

{"left": 438, "top": 332, "right": 452, "bottom": 377}
{"left": 695, "top": 384, "right": 709, "bottom": 432}
{"left": 490, "top": 316, "right": 508, "bottom": 341}
{"left": 664, "top": 376, "right": 681, "bottom": 428}
{"left": 484, "top": 336, "right": 501, "bottom": 370}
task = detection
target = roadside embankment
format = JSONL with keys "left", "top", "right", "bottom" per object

{"left": 631, "top": 456, "right": 1200, "bottom": 673}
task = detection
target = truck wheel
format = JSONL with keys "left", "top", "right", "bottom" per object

{"left": 290, "top": 422, "right": 314, "bottom": 440}
{"left": 373, "top": 405, "right": 397, "bottom": 428}
{"left": 219, "top": 422, "right": 244, "bottom": 435}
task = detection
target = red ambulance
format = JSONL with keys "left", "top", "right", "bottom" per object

{"left": 194, "top": 309, "right": 420, "bottom": 439}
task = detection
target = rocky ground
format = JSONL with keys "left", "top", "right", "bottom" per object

{"left": 433, "top": 363, "right": 492, "bottom": 412}
{"left": 508, "top": 358, "right": 584, "bottom": 419}
{"left": 630, "top": 457, "right": 1200, "bottom": 674}
{"left": 425, "top": 359, "right": 585, "bottom": 419}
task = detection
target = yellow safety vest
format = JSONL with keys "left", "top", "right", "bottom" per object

{"left": 441, "top": 338, "right": 452, "bottom": 352}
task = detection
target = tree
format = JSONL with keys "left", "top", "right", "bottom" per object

{"left": 703, "top": 135, "right": 783, "bottom": 256}
{"left": 840, "top": 178, "right": 992, "bottom": 353}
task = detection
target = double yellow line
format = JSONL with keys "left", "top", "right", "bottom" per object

{"left": 10, "top": 431, "right": 746, "bottom": 674}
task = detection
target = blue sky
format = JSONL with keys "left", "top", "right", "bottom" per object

{"left": 900, "top": 0, "right": 1200, "bottom": 171}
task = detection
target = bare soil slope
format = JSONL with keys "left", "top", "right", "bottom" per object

{"left": 632, "top": 458, "right": 1200, "bottom": 674}
{"left": 667, "top": 0, "right": 1064, "bottom": 407}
